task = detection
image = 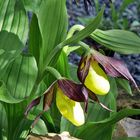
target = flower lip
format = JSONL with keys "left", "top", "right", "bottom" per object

{"left": 84, "top": 59, "right": 110, "bottom": 95}
{"left": 56, "top": 87, "right": 85, "bottom": 126}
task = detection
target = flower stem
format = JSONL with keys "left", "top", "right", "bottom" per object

{"left": 46, "top": 66, "right": 62, "bottom": 79}
{"left": 78, "top": 41, "right": 91, "bottom": 53}
{"left": 66, "top": 25, "right": 84, "bottom": 39}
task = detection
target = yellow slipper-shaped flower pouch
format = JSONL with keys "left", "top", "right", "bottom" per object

{"left": 84, "top": 61, "right": 110, "bottom": 95}
{"left": 56, "top": 88, "right": 85, "bottom": 126}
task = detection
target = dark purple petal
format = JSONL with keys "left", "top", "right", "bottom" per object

{"left": 58, "top": 79, "right": 88, "bottom": 102}
{"left": 24, "top": 97, "right": 41, "bottom": 116}
{"left": 93, "top": 50, "right": 139, "bottom": 90}
{"left": 43, "top": 83, "right": 55, "bottom": 111}
{"left": 107, "top": 57, "right": 138, "bottom": 89}
{"left": 87, "top": 88, "right": 113, "bottom": 112}
{"left": 30, "top": 82, "right": 56, "bottom": 128}
{"left": 82, "top": 87, "right": 89, "bottom": 113}
{"left": 102, "top": 61, "right": 121, "bottom": 77}
{"left": 77, "top": 55, "right": 91, "bottom": 83}
{"left": 87, "top": 88, "right": 99, "bottom": 102}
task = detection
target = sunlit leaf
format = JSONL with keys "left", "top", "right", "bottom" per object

{"left": 0, "top": 54, "right": 38, "bottom": 139}
{"left": 36, "top": 0, "right": 68, "bottom": 69}
{"left": 29, "top": 14, "right": 42, "bottom": 66}
{"left": 91, "top": 29, "right": 140, "bottom": 54}
{"left": 47, "top": 6, "right": 104, "bottom": 66}
{"left": 22, "top": 0, "right": 42, "bottom": 13}
{"left": 1, "top": 54, "right": 38, "bottom": 102}
{"left": 0, "top": 0, "right": 28, "bottom": 44}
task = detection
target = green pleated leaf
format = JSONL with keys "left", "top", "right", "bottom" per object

{"left": 36, "top": 0, "right": 68, "bottom": 69}
{"left": 74, "top": 109, "right": 140, "bottom": 140}
{"left": 0, "top": 0, "right": 28, "bottom": 44}
{"left": 55, "top": 50, "right": 70, "bottom": 77}
{"left": 0, "top": 31, "right": 23, "bottom": 75}
{"left": 12, "top": 118, "right": 32, "bottom": 139}
{"left": 41, "top": 112, "right": 56, "bottom": 133}
{"left": 47, "top": 6, "right": 104, "bottom": 66}
{"left": 29, "top": 14, "right": 42, "bottom": 66}
{"left": 91, "top": 29, "right": 140, "bottom": 54}
{"left": 1, "top": 54, "right": 38, "bottom": 102}
{"left": 4, "top": 101, "right": 45, "bottom": 139}
{"left": 0, "top": 54, "right": 38, "bottom": 139}
{"left": 3, "top": 102, "right": 29, "bottom": 140}
{"left": 22, "top": 0, "right": 42, "bottom": 13}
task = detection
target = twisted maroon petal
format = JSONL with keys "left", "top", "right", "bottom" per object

{"left": 88, "top": 88, "right": 113, "bottom": 112}
{"left": 77, "top": 55, "right": 91, "bottom": 83}
{"left": 24, "top": 97, "right": 41, "bottom": 116}
{"left": 43, "top": 82, "right": 55, "bottom": 111}
{"left": 93, "top": 50, "right": 139, "bottom": 90}
{"left": 58, "top": 79, "right": 87, "bottom": 102}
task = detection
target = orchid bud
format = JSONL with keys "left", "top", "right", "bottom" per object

{"left": 56, "top": 87, "right": 85, "bottom": 126}
{"left": 84, "top": 60, "right": 110, "bottom": 95}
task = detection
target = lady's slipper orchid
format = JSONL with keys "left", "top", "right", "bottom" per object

{"left": 78, "top": 55, "right": 110, "bottom": 95}
{"left": 25, "top": 78, "right": 112, "bottom": 127}
{"left": 78, "top": 49, "right": 139, "bottom": 96}
{"left": 25, "top": 79, "right": 87, "bottom": 126}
